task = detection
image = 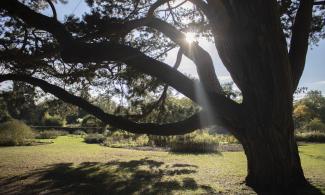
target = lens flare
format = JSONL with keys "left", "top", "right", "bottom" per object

{"left": 185, "top": 32, "right": 196, "bottom": 44}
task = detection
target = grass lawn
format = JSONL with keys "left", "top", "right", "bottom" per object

{"left": 0, "top": 136, "right": 324, "bottom": 194}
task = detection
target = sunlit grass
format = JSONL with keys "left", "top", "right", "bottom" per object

{"left": 0, "top": 136, "right": 324, "bottom": 194}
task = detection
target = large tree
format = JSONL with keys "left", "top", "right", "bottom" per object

{"left": 0, "top": 0, "right": 324, "bottom": 193}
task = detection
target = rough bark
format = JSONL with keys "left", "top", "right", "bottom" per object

{"left": 240, "top": 117, "right": 307, "bottom": 193}
{"left": 205, "top": 0, "right": 314, "bottom": 192}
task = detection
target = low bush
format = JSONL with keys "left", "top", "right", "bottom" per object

{"left": 296, "top": 131, "right": 325, "bottom": 143}
{"left": 0, "top": 119, "right": 34, "bottom": 146}
{"left": 84, "top": 133, "right": 105, "bottom": 144}
{"left": 214, "top": 134, "right": 239, "bottom": 144}
{"left": 170, "top": 132, "right": 219, "bottom": 153}
{"left": 36, "top": 130, "right": 68, "bottom": 139}
{"left": 43, "top": 113, "right": 66, "bottom": 127}
{"left": 103, "top": 130, "right": 149, "bottom": 148}
{"left": 73, "top": 130, "right": 87, "bottom": 136}
{"left": 148, "top": 135, "right": 174, "bottom": 147}
{"left": 148, "top": 132, "right": 238, "bottom": 148}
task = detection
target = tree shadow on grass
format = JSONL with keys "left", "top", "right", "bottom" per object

{"left": 0, "top": 158, "right": 217, "bottom": 195}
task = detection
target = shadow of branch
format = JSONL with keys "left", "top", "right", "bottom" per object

{"left": 0, "top": 158, "right": 217, "bottom": 195}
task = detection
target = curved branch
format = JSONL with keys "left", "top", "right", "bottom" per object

{"left": 147, "top": 0, "right": 169, "bottom": 16}
{"left": 128, "top": 48, "right": 183, "bottom": 120}
{"left": 45, "top": 0, "right": 57, "bottom": 20}
{"left": 1, "top": 0, "right": 222, "bottom": 94}
{"left": 289, "top": 0, "right": 313, "bottom": 92}
{"left": 0, "top": 74, "right": 213, "bottom": 135}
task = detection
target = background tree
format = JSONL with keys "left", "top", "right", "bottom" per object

{"left": 0, "top": 82, "right": 41, "bottom": 124}
{"left": 294, "top": 90, "right": 325, "bottom": 131}
{"left": 0, "top": 0, "right": 325, "bottom": 192}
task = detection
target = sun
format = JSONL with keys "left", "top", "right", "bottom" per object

{"left": 185, "top": 32, "right": 196, "bottom": 44}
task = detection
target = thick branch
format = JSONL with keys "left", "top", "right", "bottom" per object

{"left": 0, "top": 0, "right": 242, "bottom": 131}
{"left": 128, "top": 48, "right": 183, "bottom": 120}
{"left": 147, "top": 18, "right": 223, "bottom": 93}
{"left": 0, "top": 74, "right": 213, "bottom": 135}
{"left": 289, "top": 0, "right": 313, "bottom": 92}
{"left": 0, "top": 0, "right": 71, "bottom": 43}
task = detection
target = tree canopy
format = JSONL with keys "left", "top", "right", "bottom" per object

{"left": 1, "top": 0, "right": 325, "bottom": 191}
{"left": 0, "top": 0, "right": 324, "bottom": 135}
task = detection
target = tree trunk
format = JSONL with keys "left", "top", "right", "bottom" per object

{"left": 239, "top": 118, "right": 308, "bottom": 193}
{"left": 204, "top": 1, "right": 320, "bottom": 192}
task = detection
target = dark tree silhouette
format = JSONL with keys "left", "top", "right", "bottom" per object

{"left": 0, "top": 0, "right": 324, "bottom": 192}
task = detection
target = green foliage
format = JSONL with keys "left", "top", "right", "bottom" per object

{"left": 81, "top": 115, "right": 103, "bottom": 128}
{"left": 0, "top": 96, "right": 11, "bottom": 123}
{"left": 169, "top": 132, "right": 219, "bottom": 153}
{"left": 304, "top": 118, "right": 325, "bottom": 132}
{"left": 84, "top": 133, "right": 106, "bottom": 144}
{"left": 0, "top": 119, "right": 34, "bottom": 146}
{"left": 0, "top": 111, "right": 12, "bottom": 123}
{"left": 0, "top": 82, "right": 40, "bottom": 125}
{"left": 43, "top": 112, "right": 66, "bottom": 127}
{"left": 293, "top": 90, "right": 325, "bottom": 130}
{"left": 296, "top": 131, "right": 325, "bottom": 143}
{"left": 103, "top": 130, "right": 149, "bottom": 148}
{"left": 35, "top": 130, "right": 68, "bottom": 139}
{"left": 40, "top": 99, "right": 79, "bottom": 125}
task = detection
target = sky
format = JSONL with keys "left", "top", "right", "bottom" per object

{"left": 165, "top": 38, "right": 325, "bottom": 96}
{"left": 19, "top": 1, "right": 325, "bottom": 97}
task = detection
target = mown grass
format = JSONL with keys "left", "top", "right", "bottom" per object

{"left": 0, "top": 136, "right": 324, "bottom": 194}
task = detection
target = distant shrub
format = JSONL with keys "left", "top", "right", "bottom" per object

{"left": 296, "top": 131, "right": 325, "bottom": 143}
{"left": 43, "top": 113, "right": 66, "bottom": 127}
{"left": 36, "top": 130, "right": 68, "bottom": 139}
{"left": 170, "top": 132, "right": 219, "bottom": 153}
{"left": 73, "top": 130, "right": 87, "bottom": 136}
{"left": 214, "top": 134, "right": 239, "bottom": 144}
{"left": 148, "top": 135, "right": 174, "bottom": 147}
{"left": 0, "top": 119, "right": 34, "bottom": 146}
{"left": 304, "top": 118, "right": 325, "bottom": 132}
{"left": 81, "top": 115, "right": 103, "bottom": 128}
{"left": 103, "top": 130, "right": 149, "bottom": 148}
{"left": 84, "top": 133, "right": 105, "bottom": 144}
